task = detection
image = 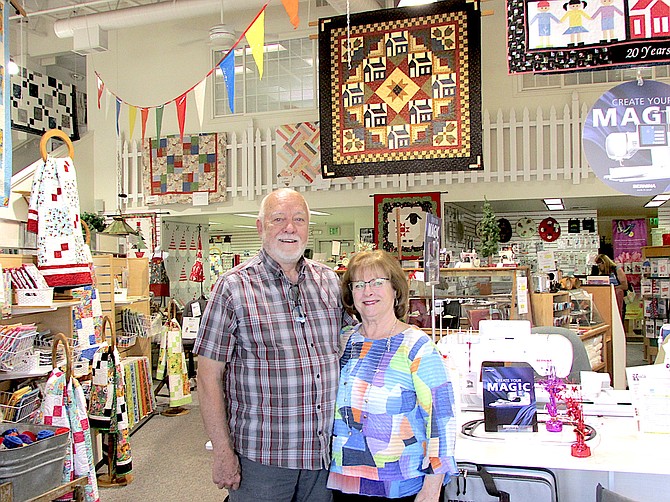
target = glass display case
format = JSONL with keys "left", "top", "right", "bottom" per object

{"left": 569, "top": 289, "right": 603, "bottom": 328}
{"left": 407, "top": 267, "right": 532, "bottom": 330}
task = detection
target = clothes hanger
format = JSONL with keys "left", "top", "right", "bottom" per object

{"left": 40, "top": 129, "right": 75, "bottom": 161}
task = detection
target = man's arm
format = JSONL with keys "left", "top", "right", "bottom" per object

{"left": 197, "top": 356, "right": 241, "bottom": 491}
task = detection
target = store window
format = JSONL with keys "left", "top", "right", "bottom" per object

{"left": 519, "top": 65, "right": 670, "bottom": 91}
{"left": 212, "top": 37, "right": 316, "bottom": 116}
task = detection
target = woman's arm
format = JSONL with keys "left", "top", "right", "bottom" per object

{"left": 616, "top": 267, "right": 629, "bottom": 292}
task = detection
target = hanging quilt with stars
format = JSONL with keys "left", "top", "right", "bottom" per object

{"left": 374, "top": 192, "right": 441, "bottom": 260}
{"left": 318, "top": 1, "right": 482, "bottom": 178}
{"left": 142, "top": 133, "right": 227, "bottom": 205}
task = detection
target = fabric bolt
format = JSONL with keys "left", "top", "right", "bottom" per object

{"left": 88, "top": 346, "right": 133, "bottom": 477}
{"left": 26, "top": 156, "right": 93, "bottom": 288}
{"left": 328, "top": 325, "right": 458, "bottom": 498}
{"left": 156, "top": 319, "right": 192, "bottom": 407}
{"left": 195, "top": 249, "right": 351, "bottom": 470}
{"left": 38, "top": 368, "right": 100, "bottom": 502}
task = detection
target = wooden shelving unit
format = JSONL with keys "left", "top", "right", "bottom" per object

{"left": 531, "top": 291, "right": 571, "bottom": 328}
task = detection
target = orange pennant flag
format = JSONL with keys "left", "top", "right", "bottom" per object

{"left": 141, "top": 108, "right": 149, "bottom": 145}
{"left": 245, "top": 6, "right": 266, "bottom": 80}
{"left": 281, "top": 0, "right": 299, "bottom": 29}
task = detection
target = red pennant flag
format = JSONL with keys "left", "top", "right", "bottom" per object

{"left": 281, "top": 0, "right": 300, "bottom": 29}
{"left": 97, "top": 76, "right": 104, "bottom": 109}
{"left": 141, "top": 108, "right": 149, "bottom": 145}
{"left": 175, "top": 92, "right": 188, "bottom": 141}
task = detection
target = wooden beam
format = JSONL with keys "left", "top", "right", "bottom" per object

{"left": 9, "top": 0, "right": 27, "bottom": 17}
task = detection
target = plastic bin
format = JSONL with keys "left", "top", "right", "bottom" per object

{"left": 0, "top": 423, "right": 69, "bottom": 501}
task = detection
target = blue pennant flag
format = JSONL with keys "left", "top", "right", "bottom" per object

{"left": 219, "top": 54, "right": 235, "bottom": 113}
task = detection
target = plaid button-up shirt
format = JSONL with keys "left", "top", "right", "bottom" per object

{"left": 195, "top": 249, "right": 351, "bottom": 469}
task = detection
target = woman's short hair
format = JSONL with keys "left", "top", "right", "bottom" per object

{"left": 341, "top": 250, "right": 409, "bottom": 320}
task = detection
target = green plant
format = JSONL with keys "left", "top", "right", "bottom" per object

{"left": 81, "top": 212, "right": 106, "bottom": 232}
{"left": 479, "top": 197, "right": 499, "bottom": 259}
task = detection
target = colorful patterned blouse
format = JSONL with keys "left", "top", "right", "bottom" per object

{"left": 328, "top": 324, "right": 458, "bottom": 498}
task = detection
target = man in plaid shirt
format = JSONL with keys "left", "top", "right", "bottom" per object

{"left": 195, "top": 188, "right": 352, "bottom": 502}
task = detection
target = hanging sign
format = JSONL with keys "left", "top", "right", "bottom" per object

{"left": 583, "top": 80, "right": 670, "bottom": 197}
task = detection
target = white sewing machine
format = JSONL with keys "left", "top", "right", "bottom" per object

{"left": 604, "top": 125, "right": 670, "bottom": 183}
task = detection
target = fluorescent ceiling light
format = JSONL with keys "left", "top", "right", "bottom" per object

{"left": 645, "top": 200, "right": 666, "bottom": 208}
{"left": 309, "top": 210, "right": 331, "bottom": 216}
{"left": 546, "top": 204, "right": 564, "bottom": 211}
{"left": 652, "top": 193, "right": 670, "bottom": 201}
{"left": 234, "top": 213, "right": 258, "bottom": 218}
{"left": 233, "top": 225, "right": 258, "bottom": 229}
{"left": 543, "top": 198, "right": 563, "bottom": 205}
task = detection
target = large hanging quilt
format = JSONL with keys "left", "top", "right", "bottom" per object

{"left": 318, "top": 1, "right": 482, "bottom": 178}
{"left": 508, "top": 0, "right": 670, "bottom": 74}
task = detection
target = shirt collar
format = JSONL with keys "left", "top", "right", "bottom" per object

{"left": 259, "top": 248, "right": 306, "bottom": 281}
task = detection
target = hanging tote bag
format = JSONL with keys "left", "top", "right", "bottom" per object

{"left": 156, "top": 300, "right": 192, "bottom": 408}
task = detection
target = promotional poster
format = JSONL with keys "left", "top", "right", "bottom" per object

{"left": 583, "top": 80, "right": 670, "bottom": 196}
{"left": 483, "top": 362, "right": 538, "bottom": 432}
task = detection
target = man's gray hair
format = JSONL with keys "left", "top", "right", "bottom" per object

{"left": 257, "top": 188, "right": 310, "bottom": 222}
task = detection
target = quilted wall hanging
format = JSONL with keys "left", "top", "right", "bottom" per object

{"left": 508, "top": 0, "right": 670, "bottom": 74}
{"left": 142, "top": 133, "right": 227, "bottom": 205}
{"left": 318, "top": 1, "right": 482, "bottom": 178}
{"left": 374, "top": 192, "right": 441, "bottom": 260}
{"left": 275, "top": 122, "right": 322, "bottom": 187}
{"left": 10, "top": 67, "right": 79, "bottom": 139}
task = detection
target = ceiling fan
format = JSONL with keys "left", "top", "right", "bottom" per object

{"left": 206, "top": 0, "right": 241, "bottom": 49}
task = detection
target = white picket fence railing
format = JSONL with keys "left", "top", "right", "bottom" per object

{"left": 120, "top": 91, "right": 590, "bottom": 209}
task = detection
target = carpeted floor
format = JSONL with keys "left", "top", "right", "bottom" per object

{"left": 98, "top": 390, "right": 228, "bottom": 501}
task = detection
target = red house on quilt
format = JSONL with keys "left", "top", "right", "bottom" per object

{"left": 629, "top": 0, "right": 670, "bottom": 39}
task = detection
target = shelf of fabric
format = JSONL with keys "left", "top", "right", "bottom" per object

{"left": 121, "top": 356, "right": 156, "bottom": 431}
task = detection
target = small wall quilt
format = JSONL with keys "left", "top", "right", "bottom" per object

{"left": 143, "top": 133, "right": 226, "bottom": 205}
{"left": 373, "top": 192, "right": 441, "bottom": 260}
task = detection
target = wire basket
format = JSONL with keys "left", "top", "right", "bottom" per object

{"left": 116, "top": 334, "right": 137, "bottom": 349}
{"left": 122, "top": 309, "right": 160, "bottom": 338}
{"left": 33, "top": 334, "right": 79, "bottom": 370}
{"left": 0, "top": 329, "right": 37, "bottom": 372}
{"left": 0, "top": 389, "right": 41, "bottom": 423}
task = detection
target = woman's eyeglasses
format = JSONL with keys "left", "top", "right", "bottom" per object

{"left": 349, "top": 277, "right": 391, "bottom": 291}
{"left": 289, "top": 284, "right": 306, "bottom": 323}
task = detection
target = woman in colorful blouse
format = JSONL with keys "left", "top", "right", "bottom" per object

{"left": 328, "top": 250, "right": 458, "bottom": 502}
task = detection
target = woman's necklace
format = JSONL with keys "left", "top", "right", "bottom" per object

{"left": 343, "top": 319, "right": 400, "bottom": 435}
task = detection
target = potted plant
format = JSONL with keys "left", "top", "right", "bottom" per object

{"left": 479, "top": 197, "right": 499, "bottom": 266}
{"left": 132, "top": 228, "right": 148, "bottom": 258}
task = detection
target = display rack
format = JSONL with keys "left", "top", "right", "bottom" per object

{"left": 640, "top": 245, "right": 670, "bottom": 363}
{"left": 531, "top": 291, "right": 571, "bottom": 328}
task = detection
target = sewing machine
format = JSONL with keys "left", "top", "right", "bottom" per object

{"left": 604, "top": 125, "right": 670, "bottom": 183}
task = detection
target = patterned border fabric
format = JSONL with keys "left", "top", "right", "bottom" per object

{"left": 374, "top": 192, "right": 441, "bottom": 260}
{"left": 318, "top": 2, "right": 482, "bottom": 178}
{"left": 508, "top": 0, "right": 670, "bottom": 74}
{"left": 142, "top": 133, "right": 227, "bottom": 205}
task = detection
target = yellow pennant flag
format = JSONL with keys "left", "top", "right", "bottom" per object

{"left": 128, "top": 105, "right": 138, "bottom": 140}
{"left": 245, "top": 6, "right": 266, "bottom": 80}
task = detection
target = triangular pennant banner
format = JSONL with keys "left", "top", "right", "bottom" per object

{"left": 115, "top": 98, "right": 121, "bottom": 137}
{"left": 97, "top": 75, "right": 105, "bottom": 109}
{"left": 155, "top": 105, "right": 164, "bottom": 140}
{"left": 141, "top": 108, "right": 149, "bottom": 145}
{"left": 105, "top": 89, "right": 112, "bottom": 120}
{"left": 245, "top": 7, "right": 266, "bottom": 79}
{"left": 219, "top": 54, "right": 235, "bottom": 113}
{"left": 193, "top": 79, "right": 207, "bottom": 129}
{"left": 281, "top": 0, "right": 300, "bottom": 29}
{"left": 175, "top": 93, "right": 188, "bottom": 141}
{"left": 128, "top": 105, "right": 138, "bottom": 140}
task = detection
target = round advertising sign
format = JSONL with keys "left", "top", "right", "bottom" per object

{"left": 583, "top": 80, "right": 670, "bottom": 196}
